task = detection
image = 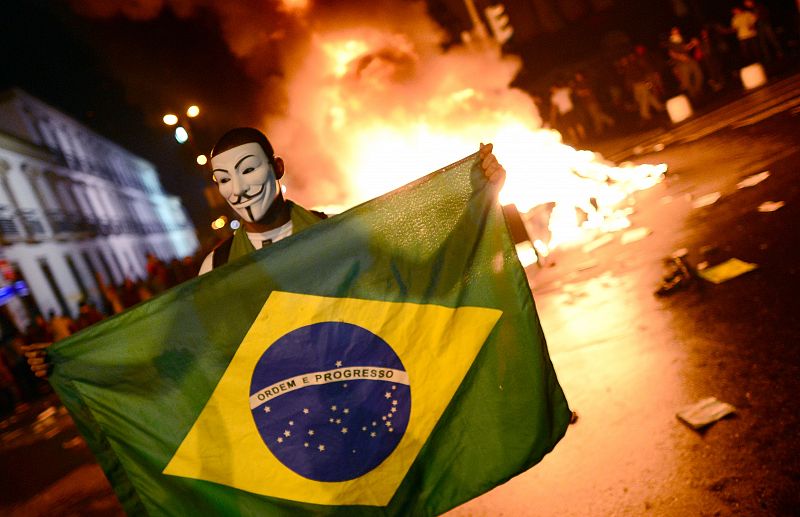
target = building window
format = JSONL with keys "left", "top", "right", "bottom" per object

{"left": 65, "top": 254, "right": 88, "bottom": 302}
{"left": 95, "top": 249, "right": 117, "bottom": 286}
{"left": 38, "top": 258, "right": 70, "bottom": 316}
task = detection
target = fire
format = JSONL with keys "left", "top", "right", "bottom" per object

{"left": 271, "top": 26, "right": 666, "bottom": 262}
{"left": 278, "top": 0, "right": 310, "bottom": 14}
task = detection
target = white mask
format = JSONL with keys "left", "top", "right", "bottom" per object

{"left": 211, "top": 142, "right": 280, "bottom": 223}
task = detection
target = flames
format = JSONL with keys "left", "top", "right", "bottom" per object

{"left": 267, "top": 25, "right": 666, "bottom": 263}
{"left": 67, "top": 1, "right": 666, "bottom": 261}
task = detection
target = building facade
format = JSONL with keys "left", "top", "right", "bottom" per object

{"left": 0, "top": 88, "right": 198, "bottom": 332}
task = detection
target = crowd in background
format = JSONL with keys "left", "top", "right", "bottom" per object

{"left": 543, "top": 0, "right": 792, "bottom": 146}
{"left": 0, "top": 251, "right": 203, "bottom": 417}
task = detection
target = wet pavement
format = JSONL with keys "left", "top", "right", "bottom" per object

{"left": 452, "top": 72, "right": 800, "bottom": 516}
{"left": 2, "top": 74, "right": 800, "bottom": 516}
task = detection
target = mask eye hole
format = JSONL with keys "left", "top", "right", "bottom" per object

{"left": 242, "top": 167, "right": 255, "bottom": 175}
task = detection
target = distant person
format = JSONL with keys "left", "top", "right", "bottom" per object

{"left": 667, "top": 27, "right": 704, "bottom": 100}
{"left": 572, "top": 72, "right": 615, "bottom": 136}
{"left": 549, "top": 79, "right": 586, "bottom": 146}
{"left": 69, "top": 301, "right": 104, "bottom": 334}
{"left": 619, "top": 54, "right": 664, "bottom": 122}
{"left": 145, "top": 253, "right": 169, "bottom": 293}
{"left": 730, "top": 7, "right": 760, "bottom": 65}
{"left": 118, "top": 278, "right": 141, "bottom": 309}
{"left": 47, "top": 310, "right": 73, "bottom": 341}
{"left": 698, "top": 27, "right": 727, "bottom": 92}
{"left": 743, "top": 0, "right": 783, "bottom": 62}
{"left": 24, "top": 314, "right": 52, "bottom": 345}
{"left": 633, "top": 44, "right": 665, "bottom": 99}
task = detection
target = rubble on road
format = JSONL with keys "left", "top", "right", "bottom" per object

{"left": 697, "top": 258, "right": 758, "bottom": 284}
{"left": 676, "top": 397, "right": 736, "bottom": 430}
{"left": 736, "top": 171, "right": 770, "bottom": 189}
{"left": 758, "top": 201, "right": 784, "bottom": 212}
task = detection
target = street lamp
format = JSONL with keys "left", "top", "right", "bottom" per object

{"left": 162, "top": 105, "right": 201, "bottom": 144}
{"left": 174, "top": 126, "right": 189, "bottom": 144}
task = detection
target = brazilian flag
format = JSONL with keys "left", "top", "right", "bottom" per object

{"left": 49, "top": 153, "right": 571, "bottom": 515}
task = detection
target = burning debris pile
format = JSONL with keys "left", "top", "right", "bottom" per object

{"left": 75, "top": 0, "right": 667, "bottom": 261}
{"left": 264, "top": 1, "right": 666, "bottom": 263}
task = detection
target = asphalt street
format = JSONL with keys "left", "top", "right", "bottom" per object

{"left": 2, "top": 72, "right": 800, "bottom": 516}
{"left": 453, "top": 72, "right": 800, "bottom": 516}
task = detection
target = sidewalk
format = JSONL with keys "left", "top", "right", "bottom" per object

{"left": 587, "top": 63, "right": 800, "bottom": 163}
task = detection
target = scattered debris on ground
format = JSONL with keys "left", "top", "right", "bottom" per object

{"left": 692, "top": 192, "right": 721, "bottom": 209}
{"left": 582, "top": 234, "right": 614, "bottom": 253}
{"left": 676, "top": 397, "right": 736, "bottom": 430}
{"left": 621, "top": 227, "right": 652, "bottom": 245}
{"left": 758, "top": 201, "right": 785, "bottom": 212}
{"left": 655, "top": 249, "right": 695, "bottom": 296}
{"left": 736, "top": 171, "right": 770, "bottom": 189}
{"left": 576, "top": 260, "right": 599, "bottom": 272}
{"left": 697, "top": 258, "right": 758, "bottom": 284}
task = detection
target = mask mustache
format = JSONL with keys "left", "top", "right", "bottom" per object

{"left": 229, "top": 184, "right": 265, "bottom": 205}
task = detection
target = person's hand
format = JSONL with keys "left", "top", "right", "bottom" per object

{"left": 479, "top": 143, "right": 506, "bottom": 187}
{"left": 22, "top": 342, "right": 52, "bottom": 379}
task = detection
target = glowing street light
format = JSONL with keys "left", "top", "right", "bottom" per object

{"left": 162, "top": 113, "right": 178, "bottom": 125}
{"left": 196, "top": 154, "right": 208, "bottom": 165}
{"left": 186, "top": 105, "right": 200, "bottom": 118}
{"left": 211, "top": 215, "right": 228, "bottom": 230}
{"left": 174, "top": 126, "right": 189, "bottom": 144}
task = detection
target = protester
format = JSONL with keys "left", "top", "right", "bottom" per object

{"left": 618, "top": 53, "right": 665, "bottom": 123}
{"left": 548, "top": 79, "right": 586, "bottom": 146}
{"left": 698, "top": 26, "right": 727, "bottom": 92}
{"left": 730, "top": 6, "right": 760, "bottom": 65}
{"left": 667, "top": 27, "right": 704, "bottom": 100}
{"left": 69, "top": 301, "right": 104, "bottom": 334}
{"left": 144, "top": 253, "right": 168, "bottom": 294}
{"left": 118, "top": 278, "right": 141, "bottom": 309}
{"left": 24, "top": 314, "right": 52, "bottom": 344}
{"left": 47, "top": 310, "right": 73, "bottom": 341}
{"left": 743, "top": 0, "right": 783, "bottom": 62}
{"left": 26, "top": 128, "right": 506, "bottom": 377}
{"left": 572, "top": 71, "right": 615, "bottom": 137}
{"left": 0, "top": 345, "right": 16, "bottom": 417}
{"left": 633, "top": 44, "right": 666, "bottom": 99}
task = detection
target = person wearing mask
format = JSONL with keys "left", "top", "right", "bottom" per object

{"left": 25, "top": 127, "right": 506, "bottom": 377}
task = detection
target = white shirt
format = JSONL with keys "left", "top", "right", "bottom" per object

{"left": 198, "top": 220, "right": 294, "bottom": 275}
{"left": 550, "top": 87, "right": 574, "bottom": 115}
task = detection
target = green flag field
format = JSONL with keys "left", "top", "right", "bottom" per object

{"left": 48, "top": 152, "right": 571, "bottom": 516}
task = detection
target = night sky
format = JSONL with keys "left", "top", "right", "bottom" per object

{"left": 0, "top": 1, "right": 262, "bottom": 239}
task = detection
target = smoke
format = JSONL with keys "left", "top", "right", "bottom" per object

{"left": 263, "top": 1, "right": 539, "bottom": 207}
{"left": 69, "top": 0, "right": 540, "bottom": 208}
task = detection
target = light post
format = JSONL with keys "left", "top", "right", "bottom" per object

{"left": 161, "top": 105, "right": 228, "bottom": 242}
{"left": 162, "top": 105, "right": 207, "bottom": 164}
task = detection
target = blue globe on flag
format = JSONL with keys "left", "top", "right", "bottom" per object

{"left": 249, "top": 322, "right": 411, "bottom": 482}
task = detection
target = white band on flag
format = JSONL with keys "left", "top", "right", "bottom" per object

{"left": 250, "top": 367, "right": 410, "bottom": 410}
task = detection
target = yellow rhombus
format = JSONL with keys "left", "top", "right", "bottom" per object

{"left": 164, "top": 291, "right": 501, "bottom": 506}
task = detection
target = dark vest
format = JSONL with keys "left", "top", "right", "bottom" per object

{"left": 211, "top": 205, "right": 326, "bottom": 270}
